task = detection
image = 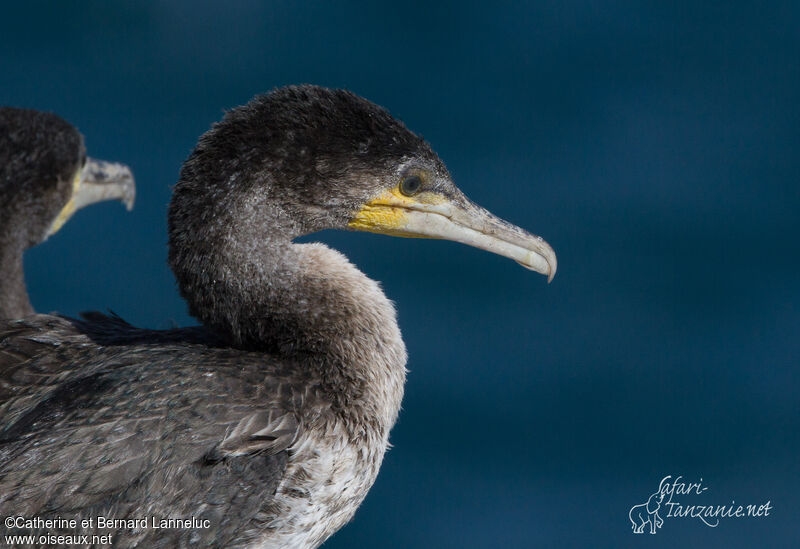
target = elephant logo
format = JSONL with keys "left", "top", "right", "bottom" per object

{"left": 629, "top": 490, "right": 665, "bottom": 534}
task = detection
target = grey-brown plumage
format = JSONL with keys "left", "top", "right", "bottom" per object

{"left": 0, "top": 86, "right": 556, "bottom": 548}
{"left": 0, "top": 107, "right": 135, "bottom": 318}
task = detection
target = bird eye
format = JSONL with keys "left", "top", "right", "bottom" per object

{"left": 399, "top": 175, "right": 422, "bottom": 196}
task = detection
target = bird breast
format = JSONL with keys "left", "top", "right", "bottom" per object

{"left": 255, "top": 422, "right": 387, "bottom": 549}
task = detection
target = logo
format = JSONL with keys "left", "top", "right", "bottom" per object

{"left": 629, "top": 489, "right": 665, "bottom": 534}
{"left": 629, "top": 475, "right": 772, "bottom": 535}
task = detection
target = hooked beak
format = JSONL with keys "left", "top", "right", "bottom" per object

{"left": 348, "top": 187, "right": 557, "bottom": 282}
{"left": 47, "top": 158, "right": 136, "bottom": 237}
{"left": 76, "top": 158, "right": 136, "bottom": 211}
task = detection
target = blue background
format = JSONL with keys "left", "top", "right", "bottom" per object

{"left": 2, "top": 2, "right": 798, "bottom": 547}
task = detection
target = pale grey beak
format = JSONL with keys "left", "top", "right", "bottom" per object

{"left": 349, "top": 187, "right": 557, "bottom": 282}
{"left": 397, "top": 195, "right": 557, "bottom": 282}
{"left": 77, "top": 158, "right": 136, "bottom": 211}
{"left": 46, "top": 158, "right": 136, "bottom": 237}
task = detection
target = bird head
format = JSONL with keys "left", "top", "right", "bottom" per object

{"left": 172, "top": 85, "right": 556, "bottom": 281}
{"left": 0, "top": 107, "right": 135, "bottom": 247}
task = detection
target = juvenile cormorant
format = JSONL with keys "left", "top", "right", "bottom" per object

{"left": 0, "top": 86, "right": 556, "bottom": 548}
{"left": 0, "top": 107, "right": 135, "bottom": 318}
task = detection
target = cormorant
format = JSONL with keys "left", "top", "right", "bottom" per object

{"left": 0, "top": 86, "right": 556, "bottom": 548}
{"left": 0, "top": 107, "right": 135, "bottom": 318}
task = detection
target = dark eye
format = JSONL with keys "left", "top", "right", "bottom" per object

{"left": 400, "top": 175, "right": 422, "bottom": 196}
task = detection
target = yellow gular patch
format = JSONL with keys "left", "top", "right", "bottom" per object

{"left": 348, "top": 186, "right": 445, "bottom": 236}
{"left": 47, "top": 171, "right": 81, "bottom": 237}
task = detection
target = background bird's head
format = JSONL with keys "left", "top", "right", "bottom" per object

{"left": 0, "top": 107, "right": 135, "bottom": 248}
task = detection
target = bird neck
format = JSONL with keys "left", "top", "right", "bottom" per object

{"left": 171, "top": 200, "right": 407, "bottom": 433}
{"left": 0, "top": 232, "right": 33, "bottom": 318}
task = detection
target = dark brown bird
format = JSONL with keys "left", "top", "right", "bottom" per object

{"left": 0, "top": 107, "right": 135, "bottom": 318}
{"left": 0, "top": 86, "right": 555, "bottom": 548}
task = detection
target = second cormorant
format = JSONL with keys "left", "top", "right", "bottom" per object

{"left": 0, "top": 107, "right": 135, "bottom": 318}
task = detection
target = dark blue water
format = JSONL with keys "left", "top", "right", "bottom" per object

{"left": 2, "top": 2, "right": 798, "bottom": 547}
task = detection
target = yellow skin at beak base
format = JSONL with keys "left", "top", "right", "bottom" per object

{"left": 47, "top": 171, "right": 82, "bottom": 237}
{"left": 348, "top": 187, "right": 445, "bottom": 237}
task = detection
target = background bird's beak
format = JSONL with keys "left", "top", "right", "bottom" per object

{"left": 76, "top": 158, "right": 136, "bottom": 211}
{"left": 47, "top": 158, "right": 136, "bottom": 237}
{"left": 349, "top": 188, "right": 557, "bottom": 282}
